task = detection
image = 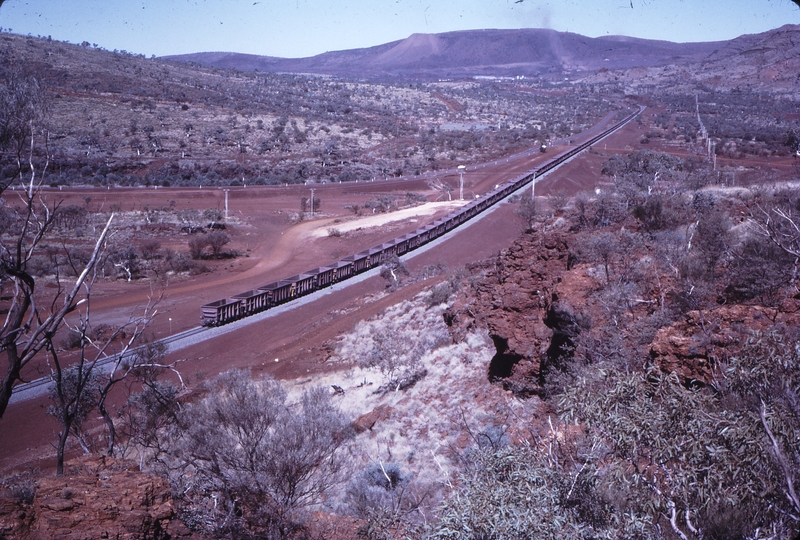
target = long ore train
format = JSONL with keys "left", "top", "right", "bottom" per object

{"left": 201, "top": 107, "right": 642, "bottom": 326}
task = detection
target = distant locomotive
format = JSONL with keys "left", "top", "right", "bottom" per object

{"left": 200, "top": 107, "right": 642, "bottom": 326}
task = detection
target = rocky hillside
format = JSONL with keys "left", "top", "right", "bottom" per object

{"left": 446, "top": 223, "right": 800, "bottom": 394}
{"left": 582, "top": 24, "right": 800, "bottom": 93}
{"left": 0, "top": 31, "right": 616, "bottom": 188}
{"left": 0, "top": 456, "right": 192, "bottom": 539}
{"left": 431, "top": 168, "right": 800, "bottom": 536}
{"left": 444, "top": 232, "right": 572, "bottom": 396}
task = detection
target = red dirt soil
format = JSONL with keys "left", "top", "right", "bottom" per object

{"left": 2, "top": 112, "right": 796, "bottom": 473}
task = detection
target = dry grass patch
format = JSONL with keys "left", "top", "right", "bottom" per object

{"left": 287, "top": 291, "right": 545, "bottom": 488}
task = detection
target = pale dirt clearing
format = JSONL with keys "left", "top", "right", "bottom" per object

{"left": 310, "top": 200, "right": 469, "bottom": 237}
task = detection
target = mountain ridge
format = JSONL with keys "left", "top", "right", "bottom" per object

{"left": 162, "top": 26, "right": 761, "bottom": 78}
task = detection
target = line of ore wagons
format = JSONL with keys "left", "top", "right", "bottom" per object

{"left": 200, "top": 108, "right": 641, "bottom": 326}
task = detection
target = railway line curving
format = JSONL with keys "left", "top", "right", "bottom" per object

{"left": 200, "top": 106, "right": 644, "bottom": 326}
{"left": 8, "top": 105, "right": 643, "bottom": 404}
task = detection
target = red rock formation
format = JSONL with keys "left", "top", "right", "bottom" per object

{"left": 26, "top": 456, "right": 195, "bottom": 540}
{"left": 444, "top": 232, "right": 574, "bottom": 395}
{"left": 444, "top": 226, "right": 800, "bottom": 392}
{"left": 352, "top": 404, "right": 394, "bottom": 433}
{"left": 0, "top": 489, "right": 33, "bottom": 539}
{"left": 650, "top": 302, "right": 800, "bottom": 385}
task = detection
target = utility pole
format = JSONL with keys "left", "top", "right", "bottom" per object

{"left": 310, "top": 188, "right": 315, "bottom": 216}
{"left": 458, "top": 165, "right": 466, "bottom": 201}
{"left": 223, "top": 189, "right": 230, "bottom": 220}
{"left": 713, "top": 145, "right": 717, "bottom": 171}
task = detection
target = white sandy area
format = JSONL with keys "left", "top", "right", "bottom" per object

{"left": 312, "top": 200, "right": 468, "bottom": 238}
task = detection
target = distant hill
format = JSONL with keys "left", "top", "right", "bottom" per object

{"left": 164, "top": 27, "right": 730, "bottom": 78}
{"left": 581, "top": 24, "right": 800, "bottom": 93}
{"left": 697, "top": 24, "right": 800, "bottom": 89}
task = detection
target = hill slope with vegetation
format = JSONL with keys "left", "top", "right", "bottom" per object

{"left": 0, "top": 31, "right": 619, "bottom": 189}
{"left": 2, "top": 25, "right": 800, "bottom": 540}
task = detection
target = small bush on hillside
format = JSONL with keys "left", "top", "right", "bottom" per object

{"left": 426, "top": 282, "right": 454, "bottom": 307}
{"left": 338, "top": 297, "right": 450, "bottom": 388}
{"left": 1, "top": 471, "right": 36, "bottom": 505}
{"left": 168, "top": 369, "right": 353, "bottom": 538}
{"left": 345, "top": 462, "right": 437, "bottom": 540}
{"left": 430, "top": 446, "right": 626, "bottom": 540}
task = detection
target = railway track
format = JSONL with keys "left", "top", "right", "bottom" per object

{"left": 8, "top": 105, "right": 643, "bottom": 405}
{"left": 7, "top": 326, "right": 207, "bottom": 405}
{"left": 200, "top": 105, "right": 644, "bottom": 326}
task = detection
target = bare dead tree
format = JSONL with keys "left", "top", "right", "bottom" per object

{"left": 749, "top": 200, "right": 800, "bottom": 289}
{"left": 38, "top": 216, "right": 116, "bottom": 475}
{"left": 46, "top": 269, "right": 179, "bottom": 472}
{"left": 1, "top": 207, "right": 114, "bottom": 420}
{"left": 755, "top": 206, "right": 800, "bottom": 258}
{"left": 515, "top": 190, "right": 537, "bottom": 232}
{"left": 95, "top": 326, "right": 185, "bottom": 457}
{"left": 0, "top": 70, "right": 121, "bottom": 423}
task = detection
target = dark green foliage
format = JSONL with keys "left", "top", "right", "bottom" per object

{"left": 107, "top": 245, "right": 140, "bottom": 281}
{"left": 54, "top": 204, "right": 88, "bottom": 230}
{"left": 119, "top": 380, "right": 181, "bottom": 459}
{"left": 61, "top": 329, "right": 84, "bottom": 350}
{"left": 515, "top": 190, "right": 537, "bottom": 231}
{"left": 47, "top": 366, "right": 101, "bottom": 427}
{"left": 430, "top": 446, "right": 635, "bottom": 540}
{"left": 47, "top": 365, "right": 103, "bottom": 461}
{"left": 139, "top": 240, "right": 161, "bottom": 261}
{"left": 379, "top": 253, "right": 410, "bottom": 291}
{"left": 206, "top": 230, "right": 230, "bottom": 257}
{"left": 581, "top": 231, "right": 619, "bottom": 282}
{"left": 187, "top": 236, "right": 206, "bottom": 260}
{"left": 589, "top": 192, "right": 628, "bottom": 228}
{"left": 558, "top": 348, "right": 800, "bottom": 539}
{"left": 601, "top": 150, "right": 687, "bottom": 178}
{"left": 631, "top": 194, "right": 686, "bottom": 232}
{"left": 425, "top": 281, "right": 454, "bottom": 308}
{"left": 187, "top": 230, "right": 230, "bottom": 260}
{"left": 631, "top": 195, "right": 665, "bottom": 231}
{"left": 202, "top": 208, "right": 222, "bottom": 222}
{"left": 725, "top": 235, "right": 794, "bottom": 304}
{"left": 693, "top": 209, "right": 731, "bottom": 270}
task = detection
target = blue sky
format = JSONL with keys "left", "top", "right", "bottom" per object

{"left": 0, "top": 0, "right": 797, "bottom": 58}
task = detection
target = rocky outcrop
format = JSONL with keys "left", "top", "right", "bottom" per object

{"left": 650, "top": 302, "right": 800, "bottom": 385}
{"left": 0, "top": 490, "right": 33, "bottom": 539}
{"left": 352, "top": 404, "right": 394, "bottom": 434}
{"left": 444, "top": 232, "right": 574, "bottom": 395}
{"left": 26, "top": 456, "right": 194, "bottom": 540}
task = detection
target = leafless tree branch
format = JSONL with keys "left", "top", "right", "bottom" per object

{"left": 760, "top": 400, "right": 800, "bottom": 514}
